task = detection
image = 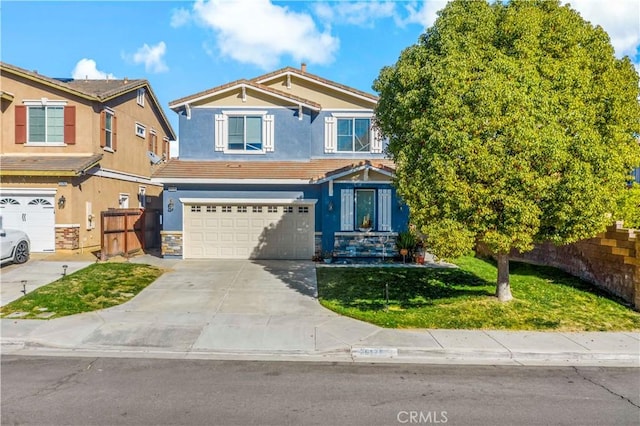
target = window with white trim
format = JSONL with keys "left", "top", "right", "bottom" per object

{"left": 338, "top": 118, "right": 371, "bottom": 152}
{"left": 135, "top": 123, "right": 146, "bottom": 138}
{"left": 27, "top": 104, "right": 64, "bottom": 143}
{"left": 324, "top": 113, "right": 381, "bottom": 154}
{"left": 137, "top": 88, "right": 145, "bottom": 106}
{"left": 104, "top": 109, "right": 115, "bottom": 149}
{"left": 138, "top": 186, "right": 146, "bottom": 208}
{"left": 214, "top": 111, "right": 275, "bottom": 153}
{"left": 340, "top": 188, "right": 392, "bottom": 232}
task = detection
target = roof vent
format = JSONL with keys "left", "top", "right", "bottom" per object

{"left": 301, "top": 63, "right": 307, "bottom": 73}
{"left": 124, "top": 77, "right": 128, "bottom": 84}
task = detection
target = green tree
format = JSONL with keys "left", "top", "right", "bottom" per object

{"left": 373, "top": 0, "right": 640, "bottom": 301}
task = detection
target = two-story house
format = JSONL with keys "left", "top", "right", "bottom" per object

{"left": 0, "top": 62, "right": 176, "bottom": 254}
{"left": 154, "top": 64, "right": 409, "bottom": 260}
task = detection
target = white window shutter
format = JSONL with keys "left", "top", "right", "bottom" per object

{"left": 370, "top": 124, "right": 382, "bottom": 153}
{"left": 378, "top": 188, "right": 392, "bottom": 231}
{"left": 214, "top": 114, "right": 227, "bottom": 151}
{"left": 324, "top": 116, "right": 336, "bottom": 153}
{"left": 263, "top": 114, "right": 274, "bottom": 152}
{"left": 340, "top": 188, "right": 354, "bottom": 231}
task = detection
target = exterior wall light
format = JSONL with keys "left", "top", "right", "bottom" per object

{"left": 168, "top": 198, "right": 174, "bottom": 212}
{"left": 58, "top": 195, "right": 66, "bottom": 209}
{"left": 327, "top": 200, "right": 334, "bottom": 212}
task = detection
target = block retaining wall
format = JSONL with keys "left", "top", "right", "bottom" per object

{"left": 477, "top": 221, "right": 639, "bottom": 309}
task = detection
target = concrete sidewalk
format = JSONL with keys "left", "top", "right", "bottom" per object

{"left": 1, "top": 254, "right": 639, "bottom": 366}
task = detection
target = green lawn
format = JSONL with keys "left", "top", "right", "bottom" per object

{"left": 316, "top": 256, "right": 640, "bottom": 331}
{"left": 0, "top": 263, "right": 163, "bottom": 319}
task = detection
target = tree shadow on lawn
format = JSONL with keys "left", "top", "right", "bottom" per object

{"left": 319, "top": 267, "right": 494, "bottom": 311}
{"left": 475, "top": 256, "right": 635, "bottom": 308}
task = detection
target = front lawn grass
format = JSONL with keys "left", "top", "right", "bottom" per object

{"left": 0, "top": 263, "right": 163, "bottom": 319}
{"left": 316, "top": 256, "right": 640, "bottom": 331}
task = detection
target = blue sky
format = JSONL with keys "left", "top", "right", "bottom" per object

{"left": 2, "top": 0, "right": 639, "bottom": 157}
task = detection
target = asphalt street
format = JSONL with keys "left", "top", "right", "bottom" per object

{"left": 2, "top": 356, "right": 639, "bottom": 426}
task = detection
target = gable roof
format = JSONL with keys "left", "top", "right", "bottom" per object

{"left": 0, "top": 61, "right": 176, "bottom": 140}
{"left": 169, "top": 78, "right": 321, "bottom": 111}
{"left": 253, "top": 66, "right": 378, "bottom": 104}
{"left": 168, "top": 65, "right": 378, "bottom": 112}
{"left": 152, "top": 159, "right": 394, "bottom": 183}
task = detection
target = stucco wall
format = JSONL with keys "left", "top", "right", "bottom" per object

{"left": 177, "top": 107, "right": 389, "bottom": 162}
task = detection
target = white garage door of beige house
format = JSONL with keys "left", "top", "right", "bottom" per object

{"left": 0, "top": 190, "right": 56, "bottom": 253}
{"left": 182, "top": 200, "right": 316, "bottom": 260}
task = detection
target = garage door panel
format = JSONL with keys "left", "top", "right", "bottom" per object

{"left": 184, "top": 202, "right": 314, "bottom": 260}
{"left": 0, "top": 194, "right": 55, "bottom": 252}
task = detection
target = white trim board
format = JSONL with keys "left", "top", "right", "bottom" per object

{"left": 180, "top": 198, "right": 318, "bottom": 205}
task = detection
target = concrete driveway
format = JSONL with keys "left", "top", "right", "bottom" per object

{"left": 2, "top": 258, "right": 375, "bottom": 356}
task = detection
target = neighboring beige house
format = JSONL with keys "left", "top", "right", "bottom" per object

{"left": 0, "top": 62, "right": 176, "bottom": 254}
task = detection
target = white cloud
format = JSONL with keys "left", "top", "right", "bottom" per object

{"left": 170, "top": 8, "right": 191, "bottom": 28}
{"left": 190, "top": 0, "right": 339, "bottom": 69}
{"left": 568, "top": 0, "right": 640, "bottom": 59}
{"left": 313, "top": 1, "right": 396, "bottom": 28}
{"left": 132, "top": 42, "right": 169, "bottom": 73}
{"left": 400, "top": 0, "right": 449, "bottom": 29}
{"left": 71, "top": 58, "right": 117, "bottom": 80}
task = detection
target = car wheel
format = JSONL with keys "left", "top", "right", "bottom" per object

{"left": 13, "top": 240, "right": 29, "bottom": 264}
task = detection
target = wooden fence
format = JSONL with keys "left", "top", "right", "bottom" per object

{"left": 100, "top": 209, "right": 159, "bottom": 260}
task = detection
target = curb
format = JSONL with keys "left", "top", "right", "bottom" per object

{"left": 3, "top": 339, "right": 638, "bottom": 367}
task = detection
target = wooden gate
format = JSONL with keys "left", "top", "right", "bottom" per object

{"left": 100, "top": 209, "right": 159, "bottom": 260}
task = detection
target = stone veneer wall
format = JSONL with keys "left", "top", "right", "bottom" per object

{"left": 333, "top": 232, "right": 398, "bottom": 258}
{"left": 55, "top": 225, "right": 80, "bottom": 250}
{"left": 315, "top": 233, "right": 322, "bottom": 256}
{"left": 477, "top": 222, "right": 639, "bottom": 309}
{"left": 161, "top": 231, "right": 183, "bottom": 257}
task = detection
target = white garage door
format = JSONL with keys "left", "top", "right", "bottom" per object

{"left": 184, "top": 202, "right": 315, "bottom": 259}
{"left": 0, "top": 194, "right": 55, "bottom": 252}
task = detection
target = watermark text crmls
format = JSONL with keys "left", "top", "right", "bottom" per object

{"left": 397, "top": 411, "right": 448, "bottom": 424}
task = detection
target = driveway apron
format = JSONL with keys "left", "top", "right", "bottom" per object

{"left": 33, "top": 260, "right": 364, "bottom": 354}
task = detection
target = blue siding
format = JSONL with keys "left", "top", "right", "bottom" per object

{"left": 177, "top": 108, "right": 389, "bottom": 161}
{"left": 163, "top": 182, "right": 409, "bottom": 254}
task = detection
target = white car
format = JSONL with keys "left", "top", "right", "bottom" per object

{"left": 0, "top": 229, "right": 30, "bottom": 265}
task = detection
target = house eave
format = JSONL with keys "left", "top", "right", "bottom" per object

{"left": 169, "top": 82, "right": 321, "bottom": 112}
{"left": 152, "top": 178, "right": 311, "bottom": 185}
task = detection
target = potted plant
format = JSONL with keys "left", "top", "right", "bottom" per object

{"left": 395, "top": 230, "right": 417, "bottom": 263}
{"left": 321, "top": 250, "right": 334, "bottom": 264}
{"left": 358, "top": 214, "right": 372, "bottom": 232}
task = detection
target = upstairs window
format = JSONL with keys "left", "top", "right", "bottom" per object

{"left": 228, "top": 116, "right": 262, "bottom": 151}
{"left": 214, "top": 111, "right": 274, "bottom": 153}
{"left": 324, "top": 113, "right": 381, "bottom": 154}
{"left": 137, "top": 88, "right": 145, "bottom": 107}
{"left": 337, "top": 118, "right": 370, "bottom": 152}
{"left": 136, "top": 123, "right": 146, "bottom": 139}
{"left": 28, "top": 105, "right": 64, "bottom": 143}
{"left": 16, "top": 102, "right": 75, "bottom": 145}
{"left": 100, "top": 109, "right": 117, "bottom": 151}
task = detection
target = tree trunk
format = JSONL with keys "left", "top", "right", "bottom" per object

{"left": 495, "top": 253, "right": 513, "bottom": 302}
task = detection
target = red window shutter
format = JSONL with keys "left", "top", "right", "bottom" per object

{"left": 112, "top": 115, "right": 117, "bottom": 151}
{"left": 64, "top": 106, "right": 76, "bottom": 144}
{"left": 100, "top": 111, "right": 106, "bottom": 148}
{"left": 15, "top": 105, "right": 26, "bottom": 144}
